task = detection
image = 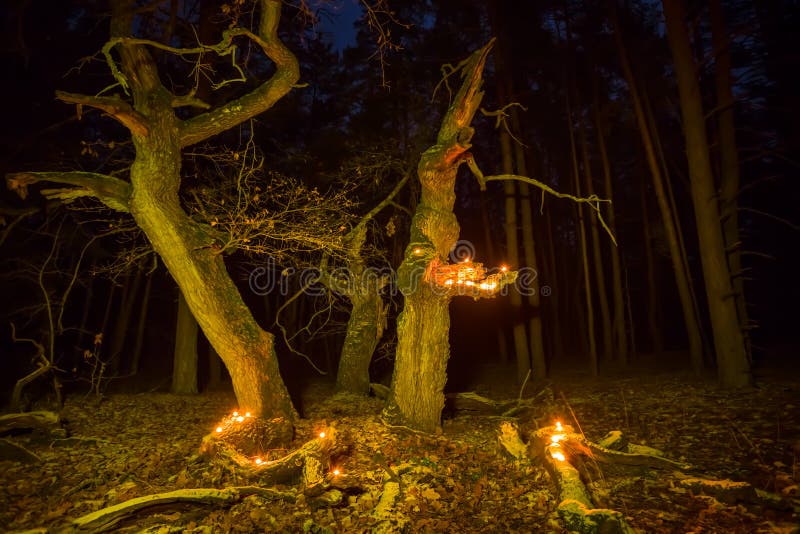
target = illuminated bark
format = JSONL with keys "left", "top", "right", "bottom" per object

{"left": 383, "top": 43, "right": 496, "bottom": 433}
{"left": 662, "top": 0, "right": 751, "bottom": 387}
{"left": 7, "top": 0, "right": 299, "bottom": 422}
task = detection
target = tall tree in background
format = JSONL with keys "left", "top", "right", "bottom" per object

{"left": 611, "top": 1, "right": 704, "bottom": 371}
{"left": 709, "top": 0, "right": 750, "bottom": 357}
{"left": 661, "top": 0, "right": 750, "bottom": 387}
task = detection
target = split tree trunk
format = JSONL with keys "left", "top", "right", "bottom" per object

{"left": 384, "top": 43, "right": 494, "bottom": 433}
{"left": 662, "top": 0, "right": 751, "bottom": 387}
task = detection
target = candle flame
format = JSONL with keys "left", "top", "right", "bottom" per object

{"left": 555, "top": 421, "right": 563, "bottom": 431}
{"left": 552, "top": 451, "right": 566, "bottom": 462}
{"left": 236, "top": 416, "right": 244, "bottom": 422}
{"left": 255, "top": 458, "right": 262, "bottom": 465}
{"left": 215, "top": 426, "right": 223, "bottom": 433}
{"left": 245, "top": 412, "right": 251, "bottom": 418}
{"left": 332, "top": 469, "right": 341, "bottom": 476}
{"left": 232, "top": 411, "right": 239, "bottom": 417}
{"left": 500, "top": 265, "right": 508, "bottom": 272}
{"left": 319, "top": 431, "right": 326, "bottom": 439}
{"left": 551, "top": 434, "right": 565, "bottom": 444}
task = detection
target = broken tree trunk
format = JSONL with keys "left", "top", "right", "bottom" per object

{"left": 499, "top": 421, "right": 690, "bottom": 533}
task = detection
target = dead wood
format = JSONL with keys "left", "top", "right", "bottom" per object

{"left": 0, "top": 438, "right": 40, "bottom": 463}
{"left": 70, "top": 486, "right": 293, "bottom": 532}
{"left": 0, "top": 410, "right": 61, "bottom": 434}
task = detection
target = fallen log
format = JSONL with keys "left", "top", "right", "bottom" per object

{"left": 0, "top": 437, "right": 40, "bottom": 463}
{"left": 500, "top": 422, "right": 691, "bottom": 533}
{"left": 71, "top": 486, "right": 294, "bottom": 532}
{"left": 0, "top": 410, "right": 60, "bottom": 434}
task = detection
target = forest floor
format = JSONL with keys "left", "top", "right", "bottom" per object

{"left": 1, "top": 363, "right": 799, "bottom": 533}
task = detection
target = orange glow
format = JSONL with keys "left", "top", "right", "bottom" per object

{"left": 245, "top": 412, "right": 251, "bottom": 418}
{"left": 255, "top": 458, "right": 262, "bottom": 465}
{"left": 465, "top": 280, "right": 474, "bottom": 286}
{"left": 444, "top": 279, "right": 454, "bottom": 286}
{"left": 552, "top": 450, "right": 566, "bottom": 462}
{"left": 500, "top": 265, "right": 508, "bottom": 272}
{"left": 236, "top": 416, "right": 244, "bottom": 422}
{"left": 413, "top": 247, "right": 423, "bottom": 255}
{"left": 319, "top": 431, "right": 326, "bottom": 439}
{"left": 215, "top": 426, "right": 223, "bottom": 433}
{"left": 555, "top": 421, "right": 563, "bottom": 431}
{"left": 332, "top": 469, "right": 341, "bottom": 476}
{"left": 232, "top": 411, "right": 239, "bottom": 417}
{"left": 551, "top": 433, "right": 565, "bottom": 444}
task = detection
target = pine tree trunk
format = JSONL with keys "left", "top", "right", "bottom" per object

{"left": 641, "top": 185, "right": 664, "bottom": 354}
{"left": 710, "top": 0, "right": 750, "bottom": 357}
{"left": 129, "top": 268, "right": 152, "bottom": 374}
{"left": 110, "top": 268, "right": 142, "bottom": 373}
{"left": 579, "top": 120, "right": 613, "bottom": 364}
{"left": 611, "top": 3, "right": 704, "bottom": 372}
{"left": 662, "top": 0, "right": 750, "bottom": 387}
{"left": 172, "top": 290, "right": 198, "bottom": 394}
{"left": 595, "top": 106, "right": 629, "bottom": 364}
{"left": 567, "top": 101, "right": 598, "bottom": 375}
{"left": 501, "top": 137, "right": 530, "bottom": 382}
{"left": 513, "top": 116, "right": 546, "bottom": 379}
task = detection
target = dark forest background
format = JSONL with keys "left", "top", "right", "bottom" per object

{"left": 0, "top": 0, "right": 797, "bottom": 406}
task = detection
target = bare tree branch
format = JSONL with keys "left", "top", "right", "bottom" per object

{"left": 55, "top": 91, "right": 148, "bottom": 136}
{"left": 179, "top": 0, "right": 300, "bottom": 147}
{"left": 6, "top": 171, "right": 131, "bottom": 213}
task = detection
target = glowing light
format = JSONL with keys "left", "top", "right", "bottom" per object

{"left": 215, "top": 426, "right": 223, "bottom": 433}
{"left": 319, "top": 432, "right": 326, "bottom": 439}
{"left": 500, "top": 265, "right": 508, "bottom": 272}
{"left": 232, "top": 411, "right": 239, "bottom": 417}
{"left": 552, "top": 451, "right": 566, "bottom": 462}
{"left": 255, "top": 458, "right": 262, "bottom": 465}
{"left": 444, "top": 279, "right": 454, "bottom": 286}
{"left": 236, "top": 416, "right": 245, "bottom": 422}
{"left": 465, "top": 280, "right": 474, "bottom": 286}
{"left": 413, "top": 247, "right": 423, "bottom": 255}
{"left": 551, "top": 434, "right": 565, "bottom": 444}
{"left": 332, "top": 469, "right": 341, "bottom": 476}
{"left": 461, "top": 257, "right": 470, "bottom": 263}
{"left": 245, "top": 412, "right": 251, "bottom": 418}
{"left": 555, "top": 421, "right": 563, "bottom": 431}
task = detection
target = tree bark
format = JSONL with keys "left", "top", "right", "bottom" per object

{"left": 384, "top": 42, "right": 495, "bottom": 432}
{"left": 567, "top": 100, "right": 597, "bottom": 375}
{"left": 709, "top": 0, "right": 750, "bottom": 358}
{"left": 595, "top": 105, "right": 628, "bottom": 364}
{"left": 129, "top": 266, "right": 153, "bottom": 375}
{"left": 107, "top": 0, "right": 298, "bottom": 419}
{"left": 611, "top": 2, "right": 704, "bottom": 372}
{"left": 172, "top": 290, "right": 198, "bottom": 394}
{"left": 579, "top": 119, "right": 613, "bottom": 364}
{"left": 641, "top": 185, "right": 664, "bottom": 354}
{"left": 662, "top": 0, "right": 751, "bottom": 387}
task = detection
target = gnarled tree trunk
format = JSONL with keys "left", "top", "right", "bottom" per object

{"left": 383, "top": 43, "right": 497, "bottom": 432}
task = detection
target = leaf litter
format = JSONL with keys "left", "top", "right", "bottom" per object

{"left": 0, "top": 371, "right": 798, "bottom": 533}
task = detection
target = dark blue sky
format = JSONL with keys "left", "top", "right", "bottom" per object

{"left": 314, "top": 0, "right": 362, "bottom": 52}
